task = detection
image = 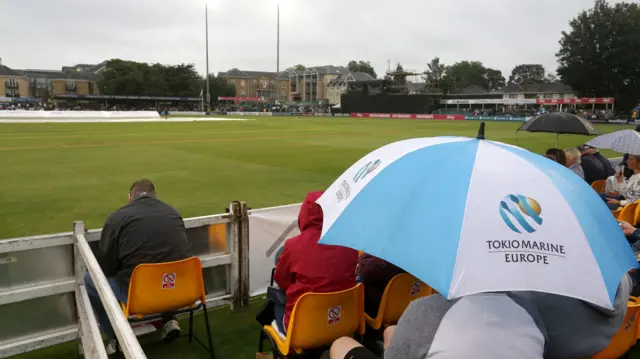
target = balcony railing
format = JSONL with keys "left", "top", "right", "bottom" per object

{"left": 5, "top": 81, "right": 19, "bottom": 89}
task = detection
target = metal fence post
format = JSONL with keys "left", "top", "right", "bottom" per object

{"left": 73, "top": 221, "right": 86, "bottom": 357}
{"left": 73, "top": 221, "right": 87, "bottom": 355}
{"left": 73, "top": 221, "right": 87, "bottom": 284}
{"left": 229, "top": 201, "right": 250, "bottom": 310}
{"left": 239, "top": 202, "right": 250, "bottom": 308}
{"left": 229, "top": 202, "right": 240, "bottom": 310}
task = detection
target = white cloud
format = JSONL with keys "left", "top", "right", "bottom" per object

{"left": 0, "top": 0, "right": 597, "bottom": 78}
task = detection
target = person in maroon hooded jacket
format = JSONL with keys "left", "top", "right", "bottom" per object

{"left": 273, "top": 191, "right": 359, "bottom": 334}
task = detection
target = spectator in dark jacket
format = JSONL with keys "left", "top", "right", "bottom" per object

{"left": 86, "top": 179, "right": 191, "bottom": 354}
{"left": 273, "top": 191, "right": 358, "bottom": 334}
{"left": 580, "top": 144, "right": 615, "bottom": 178}
{"left": 358, "top": 254, "right": 405, "bottom": 317}
{"left": 579, "top": 145, "right": 607, "bottom": 184}
{"left": 593, "top": 150, "right": 615, "bottom": 178}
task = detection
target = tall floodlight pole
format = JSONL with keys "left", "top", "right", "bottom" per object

{"left": 276, "top": 4, "right": 280, "bottom": 104}
{"left": 205, "top": 2, "right": 211, "bottom": 112}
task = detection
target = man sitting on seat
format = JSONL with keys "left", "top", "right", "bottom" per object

{"left": 273, "top": 191, "right": 359, "bottom": 335}
{"left": 85, "top": 179, "right": 191, "bottom": 354}
{"left": 563, "top": 147, "right": 585, "bottom": 180}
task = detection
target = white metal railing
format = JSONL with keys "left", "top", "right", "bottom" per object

{"left": 74, "top": 221, "right": 146, "bottom": 359}
{"left": 75, "top": 285, "right": 108, "bottom": 359}
{"left": 0, "top": 202, "right": 249, "bottom": 358}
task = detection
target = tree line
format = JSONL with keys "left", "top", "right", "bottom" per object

{"left": 420, "top": 60, "right": 557, "bottom": 94}
{"left": 351, "top": 0, "right": 640, "bottom": 110}
{"left": 98, "top": 59, "right": 235, "bottom": 101}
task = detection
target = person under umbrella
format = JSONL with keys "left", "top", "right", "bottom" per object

{"left": 601, "top": 154, "right": 640, "bottom": 209}
{"left": 564, "top": 148, "right": 584, "bottom": 180}
{"left": 316, "top": 122, "right": 636, "bottom": 312}
{"left": 592, "top": 146, "right": 616, "bottom": 178}
{"left": 315, "top": 123, "right": 638, "bottom": 359}
{"left": 517, "top": 112, "right": 599, "bottom": 147}
{"left": 619, "top": 125, "right": 640, "bottom": 179}
{"left": 586, "top": 125, "right": 640, "bottom": 179}
{"left": 578, "top": 145, "right": 608, "bottom": 184}
{"left": 545, "top": 148, "right": 567, "bottom": 167}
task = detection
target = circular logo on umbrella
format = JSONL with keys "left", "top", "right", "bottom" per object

{"left": 353, "top": 159, "right": 381, "bottom": 183}
{"left": 499, "top": 194, "right": 543, "bottom": 234}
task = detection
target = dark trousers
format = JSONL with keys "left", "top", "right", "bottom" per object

{"left": 273, "top": 302, "right": 287, "bottom": 334}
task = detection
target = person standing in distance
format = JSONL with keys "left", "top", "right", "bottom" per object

{"left": 85, "top": 179, "right": 191, "bottom": 354}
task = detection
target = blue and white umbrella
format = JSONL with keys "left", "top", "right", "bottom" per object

{"left": 317, "top": 134, "right": 638, "bottom": 309}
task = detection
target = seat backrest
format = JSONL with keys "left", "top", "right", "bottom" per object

{"left": 619, "top": 203, "right": 638, "bottom": 224}
{"left": 125, "top": 257, "right": 205, "bottom": 317}
{"left": 286, "top": 283, "right": 364, "bottom": 351}
{"left": 633, "top": 205, "right": 640, "bottom": 227}
{"left": 591, "top": 297, "right": 640, "bottom": 359}
{"left": 377, "top": 274, "right": 434, "bottom": 326}
{"left": 591, "top": 180, "right": 606, "bottom": 194}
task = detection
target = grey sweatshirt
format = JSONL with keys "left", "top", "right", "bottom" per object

{"left": 384, "top": 293, "right": 548, "bottom": 359}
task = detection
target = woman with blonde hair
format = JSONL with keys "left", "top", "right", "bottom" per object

{"left": 602, "top": 154, "right": 640, "bottom": 209}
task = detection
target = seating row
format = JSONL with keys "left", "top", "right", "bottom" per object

{"left": 117, "top": 256, "right": 640, "bottom": 359}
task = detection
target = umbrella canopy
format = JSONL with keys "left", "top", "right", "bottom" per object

{"left": 586, "top": 129, "right": 640, "bottom": 155}
{"left": 517, "top": 112, "right": 599, "bottom": 136}
{"left": 316, "top": 135, "right": 637, "bottom": 309}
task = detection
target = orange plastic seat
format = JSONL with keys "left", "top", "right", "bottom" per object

{"left": 591, "top": 297, "right": 640, "bottom": 359}
{"left": 618, "top": 203, "right": 639, "bottom": 225}
{"left": 365, "top": 273, "right": 434, "bottom": 330}
{"left": 612, "top": 208, "right": 623, "bottom": 219}
{"left": 633, "top": 205, "right": 640, "bottom": 227}
{"left": 258, "top": 283, "right": 365, "bottom": 357}
{"left": 591, "top": 180, "right": 606, "bottom": 194}
{"left": 122, "top": 257, "right": 215, "bottom": 358}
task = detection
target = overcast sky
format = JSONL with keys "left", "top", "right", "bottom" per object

{"left": 1, "top": 0, "right": 602, "bottom": 79}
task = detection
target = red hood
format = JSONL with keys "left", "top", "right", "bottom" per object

{"left": 298, "top": 191, "right": 324, "bottom": 233}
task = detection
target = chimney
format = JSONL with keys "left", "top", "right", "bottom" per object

{"left": 0, "top": 57, "right": 3, "bottom": 66}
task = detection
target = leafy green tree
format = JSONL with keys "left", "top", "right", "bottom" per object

{"left": 164, "top": 64, "right": 202, "bottom": 97}
{"left": 98, "top": 59, "right": 202, "bottom": 97}
{"left": 508, "top": 64, "right": 547, "bottom": 85}
{"left": 347, "top": 60, "right": 377, "bottom": 79}
{"left": 423, "top": 57, "right": 446, "bottom": 92}
{"left": 557, "top": 0, "right": 640, "bottom": 110}
{"left": 485, "top": 68, "right": 506, "bottom": 91}
{"left": 441, "top": 61, "right": 489, "bottom": 92}
{"left": 545, "top": 72, "right": 559, "bottom": 84}
{"left": 204, "top": 74, "right": 236, "bottom": 107}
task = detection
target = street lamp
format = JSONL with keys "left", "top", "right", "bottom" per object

{"left": 205, "top": 1, "right": 211, "bottom": 112}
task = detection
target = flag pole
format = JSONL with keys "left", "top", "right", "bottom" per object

{"left": 276, "top": 4, "right": 280, "bottom": 104}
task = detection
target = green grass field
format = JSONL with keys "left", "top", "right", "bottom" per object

{"left": 0, "top": 116, "right": 631, "bottom": 239}
{"left": 1, "top": 116, "right": 636, "bottom": 359}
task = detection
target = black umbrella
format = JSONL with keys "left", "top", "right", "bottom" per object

{"left": 517, "top": 112, "right": 599, "bottom": 147}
